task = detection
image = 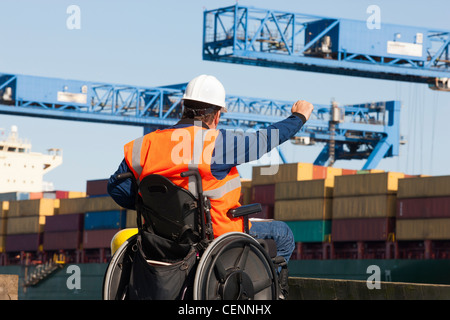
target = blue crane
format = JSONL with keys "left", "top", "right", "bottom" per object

{"left": 203, "top": 4, "right": 450, "bottom": 91}
{"left": 0, "top": 73, "right": 400, "bottom": 169}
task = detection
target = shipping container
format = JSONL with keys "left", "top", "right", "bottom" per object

{"left": 44, "top": 213, "right": 84, "bottom": 232}
{"left": 5, "top": 233, "right": 42, "bottom": 252}
{"left": 252, "top": 162, "right": 315, "bottom": 185}
{"left": 43, "top": 230, "right": 82, "bottom": 250}
{"left": 8, "top": 198, "right": 58, "bottom": 217}
{"left": 275, "top": 178, "right": 334, "bottom": 201}
{"left": 239, "top": 187, "right": 252, "bottom": 205}
{"left": 59, "top": 196, "right": 122, "bottom": 215}
{"left": 326, "top": 167, "right": 342, "bottom": 180}
{"left": 334, "top": 172, "right": 404, "bottom": 197}
{"left": 396, "top": 218, "right": 450, "bottom": 240}
{"left": 397, "top": 196, "right": 450, "bottom": 219}
{"left": 331, "top": 218, "right": 395, "bottom": 242}
{"left": 341, "top": 169, "right": 357, "bottom": 175}
{"left": 332, "top": 195, "right": 396, "bottom": 219}
{"left": 285, "top": 220, "right": 331, "bottom": 243}
{"left": 0, "top": 218, "right": 6, "bottom": 235}
{"left": 239, "top": 179, "right": 252, "bottom": 205}
{"left": 84, "top": 210, "right": 126, "bottom": 230}
{"left": 0, "top": 201, "right": 8, "bottom": 219}
{"left": 397, "top": 175, "right": 450, "bottom": 199}
{"left": 86, "top": 179, "right": 109, "bottom": 197}
{"left": 6, "top": 216, "right": 46, "bottom": 234}
{"left": 274, "top": 198, "right": 332, "bottom": 221}
{"left": 126, "top": 210, "right": 137, "bottom": 228}
{"left": 29, "top": 191, "right": 71, "bottom": 199}
{"left": 83, "top": 229, "right": 119, "bottom": 249}
{"left": 251, "top": 184, "right": 275, "bottom": 205}
{"left": 250, "top": 205, "right": 274, "bottom": 220}
{"left": 125, "top": 210, "right": 147, "bottom": 228}
{"left": 0, "top": 192, "right": 29, "bottom": 201}
{"left": 0, "top": 235, "right": 5, "bottom": 253}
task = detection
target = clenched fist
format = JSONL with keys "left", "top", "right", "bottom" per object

{"left": 291, "top": 100, "right": 314, "bottom": 121}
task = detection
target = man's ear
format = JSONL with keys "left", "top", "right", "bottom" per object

{"left": 214, "top": 111, "right": 221, "bottom": 126}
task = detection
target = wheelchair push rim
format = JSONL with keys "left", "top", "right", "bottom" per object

{"left": 102, "top": 234, "right": 138, "bottom": 300}
{"left": 193, "top": 232, "right": 279, "bottom": 300}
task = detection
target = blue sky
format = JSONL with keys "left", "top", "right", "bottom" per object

{"left": 1, "top": 0, "right": 449, "bottom": 192}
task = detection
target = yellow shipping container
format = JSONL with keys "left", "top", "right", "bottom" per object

{"left": 275, "top": 179, "right": 334, "bottom": 201}
{"left": 326, "top": 167, "right": 343, "bottom": 180}
{"left": 252, "top": 162, "right": 315, "bottom": 186}
{"left": 396, "top": 218, "right": 450, "bottom": 240}
{"left": 59, "top": 196, "right": 122, "bottom": 214}
{"left": 1, "top": 202, "right": 8, "bottom": 219}
{"left": 274, "top": 198, "right": 332, "bottom": 221}
{"left": 332, "top": 195, "right": 397, "bottom": 219}
{"left": 333, "top": 172, "right": 404, "bottom": 197}
{"left": 8, "top": 199, "right": 58, "bottom": 217}
{"left": 68, "top": 191, "right": 87, "bottom": 198}
{"left": 397, "top": 175, "right": 450, "bottom": 199}
{"left": 6, "top": 216, "right": 46, "bottom": 234}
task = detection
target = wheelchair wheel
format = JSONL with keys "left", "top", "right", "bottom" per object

{"left": 102, "top": 234, "right": 138, "bottom": 300}
{"left": 193, "top": 232, "right": 279, "bottom": 300}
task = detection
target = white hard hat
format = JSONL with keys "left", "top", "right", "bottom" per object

{"left": 182, "top": 74, "right": 227, "bottom": 112}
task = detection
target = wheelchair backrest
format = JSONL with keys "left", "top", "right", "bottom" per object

{"left": 138, "top": 174, "right": 200, "bottom": 244}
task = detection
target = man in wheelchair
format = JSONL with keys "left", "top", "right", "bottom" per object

{"left": 105, "top": 75, "right": 314, "bottom": 300}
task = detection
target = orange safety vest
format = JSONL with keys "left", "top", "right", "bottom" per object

{"left": 124, "top": 123, "right": 245, "bottom": 238}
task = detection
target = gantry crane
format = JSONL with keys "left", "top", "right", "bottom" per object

{"left": 0, "top": 73, "right": 399, "bottom": 169}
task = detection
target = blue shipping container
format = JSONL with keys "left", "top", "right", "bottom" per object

{"left": 84, "top": 210, "right": 126, "bottom": 230}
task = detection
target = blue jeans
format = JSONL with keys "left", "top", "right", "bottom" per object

{"left": 249, "top": 220, "right": 295, "bottom": 263}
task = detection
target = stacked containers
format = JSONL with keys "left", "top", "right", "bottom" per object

{"left": 331, "top": 172, "right": 404, "bottom": 242}
{"left": 396, "top": 175, "right": 450, "bottom": 241}
{"left": 251, "top": 163, "right": 323, "bottom": 220}
{"left": 81, "top": 179, "right": 125, "bottom": 249}
{"left": 239, "top": 180, "right": 252, "bottom": 206}
{"left": 43, "top": 213, "right": 84, "bottom": 251}
{"left": 0, "top": 202, "right": 8, "bottom": 252}
{"left": 5, "top": 198, "right": 59, "bottom": 252}
{"left": 274, "top": 178, "right": 334, "bottom": 243}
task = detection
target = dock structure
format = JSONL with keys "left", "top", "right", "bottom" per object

{"left": 288, "top": 277, "right": 450, "bottom": 300}
{"left": 0, "top": 274, "right": 18, "bottom": 300}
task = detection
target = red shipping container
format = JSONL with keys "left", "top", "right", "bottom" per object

{"left": 331, "top": 218, "right": 395, "bottom": 242}
{"left": 86, "top": 179, "right": 109, "bottom": 197}
{"left": 44, "top": 213, "right": 84, "bottom": 232}
{"left": 251, "top": 184, "right": 275, "bottom": 205}
{"left": 5, "top": 233, "right": 42, "bottom": 252}
{"left": 342, "top": 169, "right": 357, "bottom": 175}
{"left": 29, "top": 192, "right": 43, "bottom": 199}
{"left": 43, "top": 231, "right": 82, "bottom": 250}
{"left": 397, "top": 196, "right": 450, "bottom": 219}
{"left": 83, "top": 229, "right": 119, "bottom": 249}
{"left": 312, "top": 165, "right": 327, "bottom": 179}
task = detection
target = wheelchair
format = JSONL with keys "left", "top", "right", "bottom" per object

{"left": 102, "top": 170, "right": 289, "bottom": 300}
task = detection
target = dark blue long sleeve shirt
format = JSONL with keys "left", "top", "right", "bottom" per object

{"left": 107, "top": 113, "right": 306, "bottom": 210}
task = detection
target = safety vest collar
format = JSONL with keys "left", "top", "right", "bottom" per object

{"left": 174, "top": 118, "right": 210, "bottom": 129}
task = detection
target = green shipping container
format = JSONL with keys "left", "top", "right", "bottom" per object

{"left": 285, "top": 220, "right": 331, "bottom": 243}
